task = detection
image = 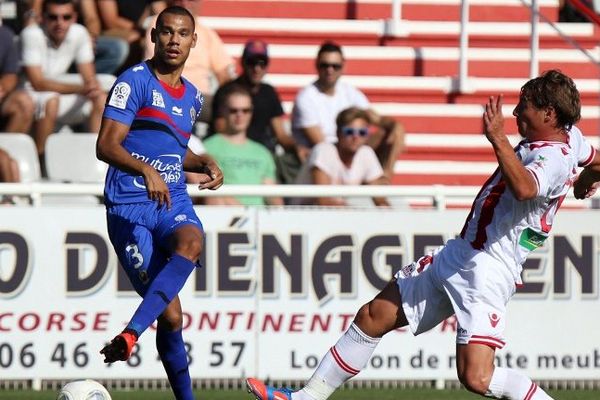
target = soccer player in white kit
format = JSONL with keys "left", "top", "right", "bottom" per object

{"left": 246, "top": 70, "right": 600, "bottom": 400}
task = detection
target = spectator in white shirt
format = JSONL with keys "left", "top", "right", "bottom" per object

{"left": 294, "top": 107, "right": 390, "bottom": 207}
{"left": 20, "top": 0, "right": 114, "bottom": 159}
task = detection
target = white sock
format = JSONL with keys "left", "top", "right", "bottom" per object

{"left": 486, "top": 367, "right": 553, "bottom": 399}
{"left": 292, "top": 323, "right": 380, "bottom": 400}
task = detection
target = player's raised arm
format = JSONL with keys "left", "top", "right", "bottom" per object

{"left": 96, "top": 117, "right": 172, "bottom": 208}
{"left": 483, "top": 94, "right": 537, "bottom": 200}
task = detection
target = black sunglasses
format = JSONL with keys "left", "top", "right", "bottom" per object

{"left": 244, "top": 58, "right": 268, "bottom": 68}
{"left": 228, "top": 107, "right": 252, "bottom": 115}
{"left": 46, "top": 13, "right": 73, "bottom": 21}
{"left": 318, "top": 62, "right": 342, "bottom": 71}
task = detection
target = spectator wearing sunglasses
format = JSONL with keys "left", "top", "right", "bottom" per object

{"left": 211, "top": 39, "right": 297, "bottom": 183}
{"left": 20, "top": 0, "right": 114, "bottom": 162}
{"left": 203, "top": 85, "right": 283, "bottom": 206}
{"left": 291, "top": 41, "right": 405, "bottom": 181}
{"left": 293, "top": 107, "right": 390, "bottom": 207}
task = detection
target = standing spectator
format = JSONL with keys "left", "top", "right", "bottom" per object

{"left": 292, "top": 41, "right": 404, "bottom": 180}
{"left": 0, "top": 25, "right": 34, "bottom": 134}
{"left": 204, "top": 85, "right": 283, "bottom": 206}
{"left": 293, "top": 107, "right": 389, "bottom": 207}
{"left": 97, "top": 0, "right": 166, "bottom": 73}
{"left": 20, "top": 0, "right": 112, "bottom": 157}
{"left": 211, "top": 39, "right": 297, "bottom": 182}
{"left": 145, "top": 0, "right": 234, "bottom": 122}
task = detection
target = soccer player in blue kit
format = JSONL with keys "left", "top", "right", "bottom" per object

{"left": 96, "top": 6, "right": 223, "bottom": 399}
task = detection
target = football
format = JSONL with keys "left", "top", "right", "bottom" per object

{"left": 56, "top": 379, "right": 112, "bottom": 400}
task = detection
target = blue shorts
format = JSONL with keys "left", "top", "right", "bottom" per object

{"left": 106, "top": 197, "right": 203, "bottom": 295}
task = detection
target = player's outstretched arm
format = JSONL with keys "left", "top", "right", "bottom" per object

{"left": 183, "top": 150, "right": 224, "bottom": 190}
{"left": 483, "top": 94, "right": 537, "bottom": 200}
{"left": 96, "top": 117, "right": 172, "bottom": 208}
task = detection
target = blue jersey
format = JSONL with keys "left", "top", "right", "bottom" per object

{"left": 102, "top": 61, "right": 203, "bottom": 206}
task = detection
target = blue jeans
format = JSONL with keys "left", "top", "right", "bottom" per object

{"left": 95, "top": 36, "right": 129, "bottom": 74}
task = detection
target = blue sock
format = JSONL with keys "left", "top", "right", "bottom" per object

{"left": 156, "top": 328, "right": 193, "bottom": 400}
{"left": 127, "top": 254, "right": 196, "bottom": 336}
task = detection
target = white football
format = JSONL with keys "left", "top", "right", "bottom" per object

{"left": 57, "top": 379, "right": 112, "bottom": 400}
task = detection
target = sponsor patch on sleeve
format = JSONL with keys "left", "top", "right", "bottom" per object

{"left": 108, "top": 82, "right": 131, "bottom": 110}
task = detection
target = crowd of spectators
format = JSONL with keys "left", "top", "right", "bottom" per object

{"left": 0, "top": 0, "right": 406, "bottom": 207}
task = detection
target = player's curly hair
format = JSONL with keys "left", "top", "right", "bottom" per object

{"left": 520, "top": 69, "right": 581, "bottom": 130}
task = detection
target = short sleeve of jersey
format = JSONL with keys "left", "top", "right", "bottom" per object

{"left": 568, "top": 126, "right": 596, "bottom": 167}
{"left": 103, "top": 68, "right": 147, "bottom": 126}
{"left": 524, "top": 146, "right": 570, "bottom": 197}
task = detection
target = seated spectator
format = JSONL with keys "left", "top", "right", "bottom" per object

{"left": 97, "top": 0, "right": 166, "bottom": 73}
{"left": 211, "top": 39, "right": 297, "bottom": 182}
{"left": 292, "top": 41, "right": 405, "bottom": 181}
{"left": 0, "top": 25, "right": 35, "bottom": 134}
{"left": 203, "top": 85, "right": 283, "bottom": 206}
{"left": 145, "top": 0, "right": 234, "bottom": 122}
{"left": 293, "top": 107, "right": 390, "bottom": 207}
{"left": 20, "top": 0, "right": 113, "bottom": 159}
{"left": 24, "top": 0, "right": 130, "bottom": 74}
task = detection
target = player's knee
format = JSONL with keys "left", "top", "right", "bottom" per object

{"left": 159, "top": 308, "right": 183, "bottom": 330}
{"left": 354, "top": 301, "right": 386, "bottom": 336}
{"left": 174, "top": 237, "right": 203, "bottom": 261}
{"left": 457, "top": 368, "right": 490, "bottom": 395}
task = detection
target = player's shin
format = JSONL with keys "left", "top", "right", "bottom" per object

{"left": 486, "top": 367, "right": 553, "bottom": 399}
{"left": 127, "top": 254, "right": 196, "bottom": 336}
{"left": 297, "top": 323, "right": 380, "bottom": 400}
{"left": 157, "top": 328, "right": 194, "bottom": 400}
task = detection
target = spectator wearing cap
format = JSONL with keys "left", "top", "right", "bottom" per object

{"left": 211, "top": 39, "right": 297, "bottom": 183}
{"left": 292, "top": 40, "right": 405, "bottom": 181}
{"left": 293, "top": 107, "right": 390, "bottom": 207}
{"left": 144, "top": 0, "right": 234, "bottom": 122}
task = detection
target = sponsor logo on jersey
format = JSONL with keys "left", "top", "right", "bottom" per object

{"left": 190, "top": 107, "right": 197, "bottom": 125}
{"left": 131, "top": 152, "right": 183, "bottom": 188}
{"left": 175, "top": 214, "right": 187, "bottom": 222}
{"left": 172, "top": 106, "right": 183, "bottom": 116}
{"left": 132, "top": 65, "right": 144, "bottom": 72}
{"left": 518, "top": 227, "right": 547, "bottom": 251}
{"left": 152, "top": 90, "right": 165, "bottom": 108}
{"left": 488, "top": 313, "right": 500, "bottom": 328}
{"left": 108, "top": 82, "right": 131, "bottom": 110}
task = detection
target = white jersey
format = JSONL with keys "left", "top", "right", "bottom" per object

{"left": 459, "top": 126, "right": 596, "bottom": 284}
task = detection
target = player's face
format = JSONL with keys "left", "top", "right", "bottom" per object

{"left": 153, "top": 13, "right": 197, "bottom": 67}
{"left": 337, "top": 117, "right": 369, "bottom": 154}
{"left": 43, "top": 3, "right": 76, "bottom": 44}
{"left": 316, "top": 51, "right": 344, "bottom": 88}
{"left": 225, "top": 93, "right": 253, "bottom": 134}
{"left": 513, "top": 97, "right": 546, "bottom": 139}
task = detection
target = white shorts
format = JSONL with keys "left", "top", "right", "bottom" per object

{"left": 395, "top": 238, "right": 516, "bottom": 349}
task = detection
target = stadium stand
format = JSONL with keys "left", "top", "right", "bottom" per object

{"left": 197, "top": 0, "right": 600, "bottom": 187}
{"left": 45, "top": 133, "right": 107, "bottom": 183}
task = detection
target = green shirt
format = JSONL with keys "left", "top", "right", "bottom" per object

{"left": 204, "top": 134, "right": 277, "bottom": 205}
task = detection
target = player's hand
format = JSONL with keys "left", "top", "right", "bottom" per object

{"left": 483, "top": 95, "right": 506, "bottom": 144}
{"left": 197, "top": 160, "right": 223, "bottom": 191}
{"left": 143, "top": 167, "right": 172, "bottom": 209}
{"left": 573, "top": 176, "right": 600, "bottom": 199}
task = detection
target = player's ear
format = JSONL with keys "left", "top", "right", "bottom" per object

{"left": 191, "top": 32, "right": 197, "bottom": 49}
{"left": 150, "top": 27, "right": 157, "bottom": 44}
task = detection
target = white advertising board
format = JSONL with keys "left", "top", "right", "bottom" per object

{"left": 0, "top": 206, "right": 598, "bottom": 382}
